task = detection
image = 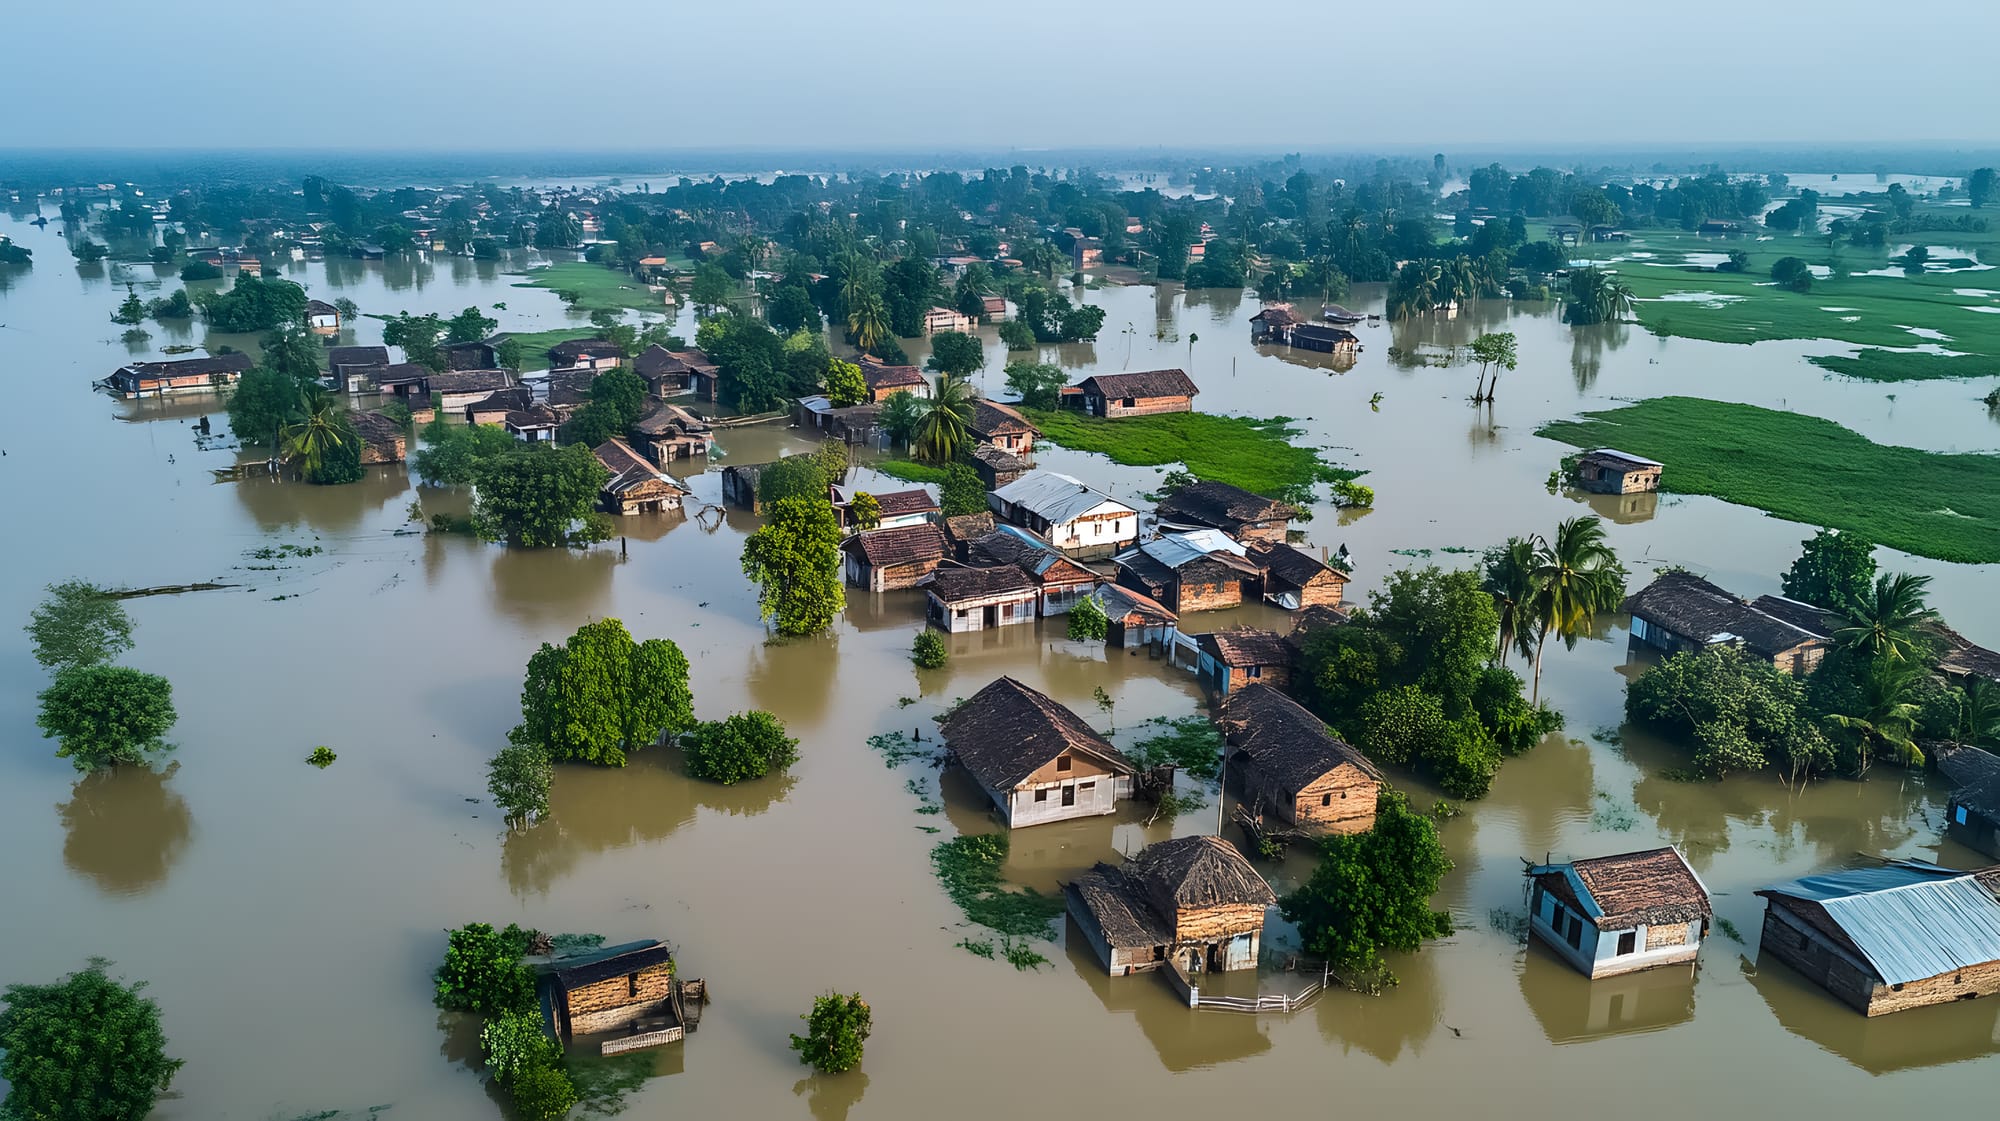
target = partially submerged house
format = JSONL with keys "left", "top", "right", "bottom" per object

{"left": 1937, "top": 746, "right": 2000, "bottom": 860}
{"left": 923, "top": 305, "right": 977, "bottom": 335}
{"left": 466, "top": 386, "right": 534, "bottom": 426}
{"left": 1193, "top": 628, "right": 1292, "bottom": 697}
{"left": 505, "top": 406, "right": 561, "bottom": 443}
{"left": 1067, "top": 835, "right": 1276, "bottom": 977}
{"left": 927, "top": 565, "right": 1039, "bottom": 632}
{"left": 1155, "top": 482, "right": 1298, "bottom": 545}
{"left": 442, "top": 335, "right": 504, "bottom": 371}
{"left": 351, "top": 409, "right": 407, "bottom": 465}
{"left": 941, "top": 512, "right": 998, "bottom": 560}
{"left": 969, "top": 398, "right": 1040, "bottom": 458}
{"left": 1938, "top": 626, "right": 2000, "bottom": 687}
{"left": 1249, "top": 305, "right": 1359, "bottom": 353}
{"left": 101, "top": 352, "right": 253, "bottom": 397}
{"left": 965, "top": 525, "right": 1100, "bottom": 615}
{"left": 859, "top": 488, "right": 939, "bottom": 531}
{"left": 859, "top": 356, "right": 929, "bottom": 402}
{"left": 548, "top": 941, "right": 686, "bottom": 1050}
{"left": 970, "top": 442, "right": 1031, "bottom": 490}
{"left": 666, "top": 348, "right": 722, "bottom": 401}
{"left": 1574, "top": 448, "right": 1663, "bottom": 495}
{"left": 1215, "top": 683, "right": 1380, "bottom": 833}
{"left": 1083, "top": 583, "right": 1180, "bottom": 649}
{"left": 1621, "top": 571, "right": 1829, "bottom": 675}
{"left": 720, "top": 463, "right": 767, "bottom": 512}
{"left": 1248, "top": 541, "right": 1347, "bottom": 610}
{"left": 1527, "top": 848, "right": 1713, "bottom": 979}
{"left": 593, "top": 439, "right": 689, "bottom": 515}
{"left": 632, "top": 344, "right": 693, "bottom": 396}
{"left": 328, "top": 345, "right": 391, "bottom": 393}
{"left": 548, "top": 337, "right": 624, "bottom": 372}
{"left": 989, "top": 471, "right": 1138, "bottom": 560}
{"left": 1068, "top": 369, "right": 1198, "bottom": 418}
{"left": 939, "top": 677, "right": 1136, "bottom": 827}
{"left": 631, "top": 403, "right": 712, "bottom": 462}
{"left": 305, "top": 298, "right": 340, "bottom": 333}
{"left": 1755, "top": 860, "right": 2000, "bottom": 1016}
{"left": 428, "top": 369, "right": 514, "bottom": 413}
{"left": 842, "top": 523, "right": 948, "bottom": 592}
{"left": 1248, "top": 304, "right": 1302, "bottom": 343}
{"left": 1114, "top": 530, "right": 1262, "bottom": 613}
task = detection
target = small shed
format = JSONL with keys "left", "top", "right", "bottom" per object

{"left": 1575, "top": 448, "right": 1663, "bottom": 495}
{"left": 1066, "top": 835, "right": 1275, "bottom": 977}
{"left": 1215, "top": 683, "right": 1380, "bottom": 833}
{"left": 721, "top": 463, "right": 769, "bottom": 512}
{"left": 1527, "top": 848, "right": 1713, "bottom": 979}
{"left": 970, "top": 442, "right": 1030, "bottom": 490}
{"left": 1155, "top": 482, "right": 1298, "bottom": 545}
{"left": 1248, "top": 541, "right": 1347, "bottom": 609}
{"left": 842, "top": 523, "right": 948, "bottom": 592}
{"left": 926, "top": 565, "right": 1039, "bottom": 633}
{"left": 351, "top": 410, "right": 407, "bottom": 465}
{"left": 1083, "top": 583, "right": 1179, "bottom": 649}
{"left": 939, "top": 677, "right": 1137, "bottom": 827}
{"left": 593, "top": 439, "right": 689, "bottom": 515}
{"left": 1069, "top": 369, "right": 1198, "bottom": 418}
{"left": 1938, "top": 746, "right": 2000, "bottom": 860}
{"left": 550, "top": 942, "right": 677, "bottom": 1042}
{"left": 1193, "top": 628, "right": 1292, "bottom": 697}
{"left": 1755, "top": 860, "right": 2000, "bottom": 1016}
{"left": 969, "top": 398, "right": 1040, "bottom": 458}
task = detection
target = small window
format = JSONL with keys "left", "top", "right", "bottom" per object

{"left": 1246, "top": 666, "right": 1261, "bottom": 678}
{"left": 1892, "top": 983, "right": 1906, "bottom": 992}
{"left": 627, "top": 973, "right": 639, "bottom": 997}
{"left": 1798, "top": 930, "right": 1809, "bottom": 951}
{"left": 1056, "top": 755, "right": 1073, "bottom": 773}
{"left": 1034, "top": 788, "right": 1049, "bottom": 802}
{"left": 1061, "top": 785, "right": 1077, "bottom": 807}
{"left": 1617, "top": 931, "right": 1637, "bottom": 956}
{"left": 1566, "top": 915, "right": 1583, "bottom": 950}
{"left": 1321, "top": 793, "right": 1332, "bottom": 807}
{"left": 1079, "top": 781, "right": 1095, "bottom": 791}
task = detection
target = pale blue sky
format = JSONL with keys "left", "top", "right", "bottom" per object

{"left": 5, "top": 0, "right": 1993, "bottom": 150}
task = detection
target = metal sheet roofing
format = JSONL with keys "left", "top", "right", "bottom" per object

{"left": 1131, "top": 529, "right": 1247, "bottom": 571}
{"left": 1759, "top": 861, "right": 2000, "bottom": 985}
{"left": 992, "top": 471, "right": 1132, "bottom": 525}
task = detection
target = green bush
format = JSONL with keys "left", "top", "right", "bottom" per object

{"left": 789, "top": 992, "right": 872, "bottom": 1074}
{"left": 912, "top": 629, "right": 948, "bottom": 669}
{"left": 481, "top": 1010, "right": 559, "bottom": 1083}
{"left": 1066, "top": 596, "right": 1108, "bottom": 642}
{"left": 682, "top": 711, "right": 800, "bottom": 785}
{"left": 510, "top": 1062, "right": 578, "bottom": 1121}
{"left": 435, "top": 922, "right": 536, "bottom": 1015}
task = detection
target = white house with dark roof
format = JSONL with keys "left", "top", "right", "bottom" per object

{"left": 1527, "top": 847, "right": 1713, "bottom": 979}
{"left": 988, "top": 471, "right": 1138, "bottom": 559}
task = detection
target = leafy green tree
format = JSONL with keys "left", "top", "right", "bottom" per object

{"left": 180, "top": 259, "right": 223, "bottom": 282}
{"left": 72, "top": 240, "right": 109, "bottom": 263}
{"left": 1560, "top": 267, "right": 1634, "bottom": 326}
{"left": 26, "top": 581, "right": 134, "bottom": 673}
{"left": 1970, "top": 168, "right": 1996, "bottom": 210}
{"left": 479, "top": 1010, "right": 559, "bottom": 1083}
{"left": 471, "top": 444, "right": 613, "bottom": 548}
{"left": 1480, "top": 537, "right": 1539, "bottom": 667}
{"left": 790, "top": 992, "right": 872, "bottom": 1074}
{"left": 1369, "top": 566, "right": 1501, "bottom": 716}
{"left": 914, "top": 376, "right": 976, "bottom": 464}
{"left": 690, "top": 262, "right": 734, "bottom": 310}
{"left": 1771, "top": 257, "right": 1814, "bottom": 293}
{"left": 767, "top": 280, "right": 821, "bottom": 333}
{"left": 1627, "top": 647, "right": 1832, "bottom": 781}
{"left": 682, "top": 710, "right": 801, "bottom": 784}
{"left": 879, "top": 389, "right": 924, "bottom": 445}
{"left": 1066, "top": 594, "right": 1108, "bottom": 642}
{"left": 282, "top": 393, "right": 353, "bottom": 481}
{"left": 198, "top": 274, "right": 308, "bottom": 332}
{"left": 305, "top": 411, "right": 364, "bottom": 485}
{"left": 741, "top": 497, "right": 846, "bottom": 636}
{"left": 1003, "top": 360, "right": 1067, "bottom": 409}
{"left": 146, "top": 290, "right": 194, "bottom": 321}
{"left": 111, "top": 286, "right": 146, "bottom": 326}
{"left": 260, "top": 322, "right": 323, "bottom": 382}
{"left": 382, "top": 312, "right": 446, "bottom": 371}
{"left": 1467, "top": 331, "right": 1517, "bottom": 401}
{"left": 997, "top": 319, "right": 1036, "bottom": 350}
{"left": 446, "top": 305, "right": 498, "bottom": 343}
{"left": 849, "top": 491, "right": 881, "bottom": 530}
{"left": 1825, "top": 657, "right": 1927, "bottom": 769}
{"left": 759, "top": 454, "right": 838, "bottom": 507}
{"left": 434, "top": 922, "right": 536, "bottom": 1015}
{"left": 825, "top": 358, "right": 867, "bottom": 407}
{"left": 510, "top": 619, "right": 694, "bottom": 767}
{"left": 487, "top": 742, "right": 554, "bottom": 830}
{"left": 36, "top": 666, "right": 176, "bottom": 772}
{"left": 533, "top": 206, "right": 581, "bottom": 250}
{"left": 1526, "top": 517, "right": 1624, "bottom": 702}
{"left": 846, "top": 290, "right": 890, "bottom": 353}
{"left": 1782, "top": 529, "right": 1876, "bottom": 611}
{"left": 940, "top": 463, "right": 987, "bottom": 517}
{"left": 0, "top": 960, "right": 183, "bottom": 1121}
{"left": 926, "top": 331, "right": 985, "bottom": 379}
{"left": 227, "top": 367, "right": 308, "bottom": 447}
{"left": 912, "top": 629, "right": 948, "bottom": 669}
{"left": 411, "top": 417, "right": 519, "bottom": 485}
{"left": 510, "top": 1063, "right": 578, "bottom": 1121}
{"left": 1278, "top": 792, "right": 1453, "bottom": 979}
{"left": 1833, "top": 572, "right": 1940, "bottom": 664}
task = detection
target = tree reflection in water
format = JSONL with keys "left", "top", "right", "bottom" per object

{"left": 794, "top": 1071, "right": 868, "bottom": 1121}
{"left": 59, "top": 763, "right": 194, "bottom": 897}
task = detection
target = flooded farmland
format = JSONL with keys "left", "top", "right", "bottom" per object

{"left": 2, "top": 204, "right": 1999, "bottom": 1121}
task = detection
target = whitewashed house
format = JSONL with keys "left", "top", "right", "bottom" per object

{"left": 988, "top": 471, "right": 1138, "bottom": 560}
{"left": 1526, "top": 848, "right": 1713, "bottom": 979}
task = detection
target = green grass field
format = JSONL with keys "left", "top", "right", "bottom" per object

{"left": 1805, "top": 350, "right": 2000, "bottom": 381}
{"left": 1537, "top": 396, "right": 2000, "bottom": 563}
{"left": 505, "top": 327, "right": 599, "bottom": 365}
{"left": 511, "top": 261, "right": 673, "bottom": 315}
{"left": 1024, "top": 409, "right": 1358, "bottom": 497}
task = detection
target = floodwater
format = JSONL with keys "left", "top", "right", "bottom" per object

{"left": 4, "top": 199, "right": 2000, "bottom": 1121}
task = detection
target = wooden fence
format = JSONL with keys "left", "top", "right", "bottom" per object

{"left": 1165, "top": 960, "right": 1330, "bottom": 1014}
{"left": 600, "top": 1025, "right": 683, "bottom": 1055}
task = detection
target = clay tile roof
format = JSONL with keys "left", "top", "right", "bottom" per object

{"left": 929, "top": 564, "right": 1038, "bottom": 603}
{"left": 1553, "top": 847, "right": 1713, "bottom": 929}
{"left": 939, "top": 677, "right": 1133, "bottom": 790}
{"left": 1155, "top": 481, "right": 1297, "bottom": 531}
{"left": 1074, "top": 368, "right": 1199, "bottom": 400}
{"left": 1196, "top": 627, "right": 1292, "bottom": 667}
{"left": 632, "top": 344, "right": 679, "bottom": 378}
{"left": 942, "top": 512, "right": 997, "bottom": 544}
{"left": 1621, "top": 571, "right": 1823, "bottom": 659}
{"left": 1251, "top": 305, "right": 1300, "bottom": 327}
{"left": 871, "top": 488, "right": 939, "bottom": 518}
{"left": 842, "top": 523, "right": 946, "bottom": 567}
{"left": 1127, "top": 834, "right": 1276, "bottom": 909}
{"left": 859, "top": 359, "right": 927, "bottom": 391}
{"left": 970, "top": 398, "right": 1039, "bottom": 438}
{"left": 427, "top": 369, "right": 513, "bottom": 394}
{"left": 1216, "top": 682, "right": 1378, "bottom": 789}
{"left": 1086, "top": 582, "right": 1178, "bottom": 627}
{"left": 971, "top": 442, "right": 1029, "bottom": 471}
{"left": 350, "top": 409, "right": 403, "bottom": 445}
{"left": 1248, "top": 541, "right": 1346, "bottom": 588}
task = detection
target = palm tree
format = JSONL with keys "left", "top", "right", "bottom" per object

{"left": 1562, "top": 267, "right": 1635, "bottom": 326}
{"left": 1958, "top": 678, "right": 2000, "bottom": 747}
{"left": 1482, "top": 536, "right": 1541, "bottom": 667}
{"left": 847, "top": 290, "right": 890, "bottom": 354}
{"left": 281, "top": 391, "right": 349, "bottom": 480}
{"left": 1527, "top": 516, "right": 1623, "bottom": 702}
{"left": 1827, "top": 657, "right": 1926, "bottom": 770}
{"left": 1833, "top": 572, "right": 1940, "bottom": 664}
{"left": 879, "top": 390, "right": 924, "bottom": 447}
{"left": 912, "top": 376, "right": 975, "bottom": 465}
{"left": 1594, "top": 275, "right": 1635, "bottom": 324}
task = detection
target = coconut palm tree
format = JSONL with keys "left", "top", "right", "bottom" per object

{"left": 1482, "top": 536, "right": 1541, "bottom": 667}
{"left": 912, "top": 376, "right": 975, "bottom": 465}
{"left": 1827, "top": 657, "right": 1927, "bottom": 770}
{"left": 1955, "top": 678, "right": 2000, "bottom": 748}
{"left": 1834, "top": 572, "right": 1940, "bottom": 664}
{"left": 878, "top": 389, "right": 924, "bottom": 447}
{"left": 281, "top": 391, "right": 349, "bottom": 480}
{"left": 847, "top": 290, "right": 890, "bottom": 354}
{"left": 1527, "top": 516, "right": 1624, "bottom": 702}
{"left": 1562, "top": 267, "right": 1635, "bottom": 326}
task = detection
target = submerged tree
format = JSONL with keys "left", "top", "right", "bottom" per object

{"left": 741, "top": 497, "right": 846, "bottom": 636}
{"left": 26, "top": 581, "right": 135, "bottom": 673}
{"left": 1479, "top": 538, "right": 1539, "bottom": 668}
{"left": 1279, "top": 793, "right": 1453, "bottom": 982}
{"left": 1526, "top": 517, "right": 1624, "bottom": 702}
{"left": 790, "top": 992, "right": 872, "bottom": 1074}
{"left": 681, "top": 710, "right": 801, "bottom": 785}
{"left": 1781, "top": 529, "right": 1876, "bottom": 612}
{"left": 509, "top": 619, "right": 694, "bottom": 767}
{"left": 0, "top": 960, "right": 183, "bottom": 1121}
{"left": 487, "top": 742, "right": 554, "bottom": 830}
{"left": 1467, "top": 331, "right": 1517, "bottom": 402}
{"left": 37, "top": 666, "right": 177, "bottom": 772}
{"left": 912, "top": 376, "right": 976, "bottom": 465}
{"left": 1560, "top": 267, "right": 1634, "bottom": 326}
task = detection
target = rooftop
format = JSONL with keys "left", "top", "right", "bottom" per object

{"left": 1215, "top": 683, "right": 1378, "bottom": 791}
{"left": 939, "top": 677, "right": 1133, "bottom": 790}
{"left": 1533, "top": 847, "right": 1713, "bottom": 929}
{"left": 1757, "top": 860, "right": 2000, "bottom": 985}
{"left": 1074, "top": 368, "right": 1199, "bottom": 400}
{"left": 1580, "top": 447, "right": 1664, "bottom": 470}
{"left": 993, "top": 471, "right": 1132, "bottom": 525}
{"left": 1155, "top": 482, "right": 1297, "bottom": 533}
{"left": 1621, "top": 571, "right": 1826, "bottom": 658}
{"left": 1196, "top": 627, "right": 1293, "bottom": 668}
{"left": 1127, "top": 834, "right": 1277, "bottom": 909}
{"left": 842, "top": 523, "right": 947, "bottom": 567}
{"left": 970, "top": 397, "right": 1039, "bottom": 438}
{"left": 929, "top": 564, "right": 1038, "bottom": 603}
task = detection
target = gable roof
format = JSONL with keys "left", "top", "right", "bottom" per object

{"left": 632, "top": 344, "right": 681, "bottom": 378}
{"left": 593, "top": 439, "right": 687, "bottom": 497}
{"left": 993, "top": 471, "right": 1133, "bottom": 525}
{"left": 305, "top": 298, "right": 338, "bottom": 316}
{"left": 1196, "top": 627, "right": 1292, "bottom": 668}
{"left": 941, "top": 512, "right": 997, "bottom": 545}
{"left": 967, "top": 525, "right": 1094, "bottom": 581}
{"left": 552, "top": 943, "right": 675, "bottom": 992}
{"left": 1756, "top": 861, "right": 2000, "bottom": 985}
{"left": 427, "top": 369, "right": 513, "bottom": 395}
{"left": 505, "top": 405, "right": 562, "bottom": 431}
{"left": 1217, "top": 683, "right": 1378, "bottom": 791}
{"left": 1124, "top": 529, "right": 1252, "bottom": 573}
{"left": 1578, "top": 447, "right": 1663, "bottom": 471}
{"left": 1155, "top": 482, "right": 1297, "bottom": 533}
{"left": 1531, "top": 847, "right": 1713, "bottom": 929}
{"left": 940, "top": 677, "right": 1133, "bottom": 789}
{"left": 1290, "top": 323, "right": 1359, "bottom": 346}
{"left": 350, "top": 409, "right": 404, "bottom": 448}
{"left": 1068, "top": 864, "right": 1173, "bottom": 949}
{"left": 1621, "top": 571, "right": 1824, "bottom": 658}
{"left": 1084, "top": 582, "right": 1178, "bottom": 628}
{"left": 1937, "top": 626, "right": 2000, "bottom": 684}
{"left": 929, "top": 564, "right": 1038, "bottom": 603}
{"left": 121, "top": 352, "right": 255, "bottom": 379}
{"left": 842, "top": 523, "right": 947, "bottom": 567}
{"left": 548, "top": 337, "right": 621, "bottom": 360}
{"left": 327, "top": 345, "right": 390, "bottom": 369}
{"left": 858, "top": 357, "right": 927, "bottom": 392}
{"left": 1249, "top": 541, "right": 1346, "bottom": 589}
{"left": 1250, "top": 305, "right": 1300, "bottom": 327}
{"left": 871, "top": 488, "right": 939, "bottom": 518}
{"left": 971, "top": 442, "right": 1030, "bottom": 472}
{"left": 371, "top": 362, "right": 431, "bottom": 387}
{"left": 1939, "top": 746, "right": 2000, "bottom": 820}
{"left": 1074, "top": 368, "right": 1198, "bottom": 401}
{"left": 1127, "top": 834, "right": 1276, "bottom": 909}
{"left": 970, "top": 397, "right": 1039, "bottom": 438}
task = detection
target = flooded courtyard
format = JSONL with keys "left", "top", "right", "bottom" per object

{"left": 2, "top": 203, "right": 1999, "bottom": 1121}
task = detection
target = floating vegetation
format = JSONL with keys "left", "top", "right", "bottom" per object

{"left": 1590, "top": 726, "right": 1623, "bottom": 745}
{"left": 905, "top": 777, "right": 943, "bottom": 815}
{"left": 548, "top": 932, "right": 606, "bottom": 953}
{"left": 957, "top": 937, "right": 995, "bottom": 959}
{"left": 930, "top": 834, "right": 1064, "bottom": 939}
{"left": 306, "top": 746, "right": 337, "bottom": 768}
{"left": 1001, "top": 938, "right": 1050, "bottom": 971}
{"left": 1125, "top": 716, "right": 1223, "bottom": 780}
{"left": 866, "top": 731, "right": 932, "bottom": 768}
{"left": 1716, "top": 917, "right": 1745, "bottom": 944}
{"left": 1590, "top": 790, "right": 1637, "bottom": 832}
{"left": 1488, "top": 908, "right": 1528, "bottom": 944}
{"left": 249, "top": 543, "right": 324, "bottom": 561}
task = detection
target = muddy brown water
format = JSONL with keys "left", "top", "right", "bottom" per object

{"left": 3, "top": 207, "right": 1999, "bottom": 1121}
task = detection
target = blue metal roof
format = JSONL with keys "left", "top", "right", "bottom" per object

{"left": 1759, "top": 862, "right": 2000, "bottom": 985}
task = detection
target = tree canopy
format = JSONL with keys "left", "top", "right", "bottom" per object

{"left": 0, "top": 960, "right": 183, "bottom": 1121}
{"left": 790, "top": 992, "right": 871, "bottom": 1075}
{"left": 741, "top": 497, "right": 845, "bottom": 636}
{"left": 925, "top": 330, "right": 985, "bottom": 379}
{"left": 26, "top": 581, "right": 135, "bottom": 673}
{"left": 471, "top": 444, "right": 612, "bottom": 548}
{"left": 197, "top": 274, "right": 307, "bottom": 332}
{"left": 1279, "top": 793, "right": 1453, "bottom": 980}
{"left": 1003, "top": 360, "right": 1066, "bottom": 410}
{"left": 681, "top": 710, "right": 801, "bottom": 785}
{"left": 1782, "top": 529, "right": 1876, "bottom": 611}
{"left": 509, "top": 619, "right": 694, "bottom": 767}
{"left": 36, "top": 665, "right": 177, "bottom": 772}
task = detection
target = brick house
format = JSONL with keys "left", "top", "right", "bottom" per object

{"left": 1155, "top": 482, "right": 1299, "bottom": 545}
{"left": 1068, "top": 369, "right": 1198, "bottom": 418}
{"left": 940, "top": 677, "right": 1137, "bottom": 828}
{"left": 1248, "top": 541, "right": 1347, "bottom": 609}
{"left": 1193, "top": 628, "right": 1292, "bottom": 697}
{"left": 1114, "top": 529, "right": 1262, "bottom": 613}
{"left": 1216, "top": 683, "right": 1380, "bottom": 834}
{"left": 843, "top": 523, "right": 948, "bottom": 592}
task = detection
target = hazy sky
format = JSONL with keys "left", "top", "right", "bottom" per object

{"left": 6, "top": 0, "right": 1994, "bottom": 151}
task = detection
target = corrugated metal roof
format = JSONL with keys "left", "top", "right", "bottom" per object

{"left": 1132, "top": 529, "right": 1247, "bottom": 570}
{"left": 1759, "top": 861, "right": 2000, "bottom": 985}
{"left": 992, "top": 471, "right": 1131, "bottom": 525}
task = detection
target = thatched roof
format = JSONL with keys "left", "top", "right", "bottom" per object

{"left": 1216, "top": 682, "right": 1379, "bottom": 791}
{"left": 1621, "top": 571, "right": 1823, "bottom": 658}
{"left": 1939, "top": 746, "right": 2000, "bottom": 820}
{"left": 842, "top": 524, "right": 946, "bottom": 568}
{"left": 929, "top": 564, "right": 1038, "bottom": 604}
{"left": 1196, "top": 627, "right": 1291, "bottom": 668}
{"left": 1129, "top": 834, "right": 1275, "bottom": 909}
{"left": 1067, "top": 865, "right": 1172, "bottom": 949}
{"left": 1534, "top": 847, "right": 1712, "bottom": 929}
{"left": 940, "top": 677, "right": 1133, "bottom": 790}
{"left": 553, "top": 942, "right": 674, "bottom": 992}
{"left": 1155, "top": 482, "right": 1297, "bottom": 534}
{"left": 1074, "top": 368, "right": 1198, "bottom": 401}
{"left": 1249, "top": 541, "right": 1346, "bottom": 589}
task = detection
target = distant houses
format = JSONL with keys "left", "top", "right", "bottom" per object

{"left": 1216, "top": 683, "right": 1380, "bottom": 833}
{"left": 1573, "top": 448, "right": 1663, "bottom": 495}
{"left": 1066, "top": 835, "right": 1276, "bottom": 977}
{"left": 1526, "top": 848, "right": 1713, "bottom": 979}
{"left": 940, "top": 677, "right": 1137, "bottom": 828}
{"left": 101, "top": 352, "right": 253, "bottom": 398}
{"left": 1250, "top": 304, "right": 1360, "bottom": 354}
{"left": 1754, "top": 860, "right": 2000, "bottom": 1016}
{"left": 989, "top": 471, "right": 1139, "bottom": 560}
{"left": 1621, "top": 571, "right": 1830, "bottom": 675}
{"left": 1066, "top": 369, "right": 1198, "bottom": 418}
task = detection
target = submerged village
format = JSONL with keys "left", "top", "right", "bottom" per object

{"left": 5, "top": 152, "right": 2000, "bottom": 1121}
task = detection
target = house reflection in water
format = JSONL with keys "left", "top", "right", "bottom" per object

{"left": 1746, "top": 954, "right": 2000, "bottom": 1074}
{"left": 1573, "top": 488, "right": 1659, "bottom": 525}
{"left": 1060, "top": 933, "right": 1273, "bottom": 1072}
{"left": 1518, "top": 938, "right": 1697, "bottom": 1044}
